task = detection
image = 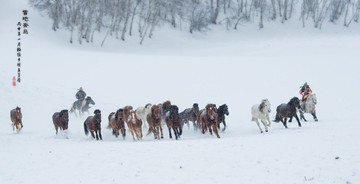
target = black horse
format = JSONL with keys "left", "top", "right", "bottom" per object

{"left": 70, "top": 96, "right": 95, "bottom": 117}
{"left": 217, "top": 104, "right": 229, "bottom": 131}
{"left": 274, "top": 97, "right": 301, "bottom": 128}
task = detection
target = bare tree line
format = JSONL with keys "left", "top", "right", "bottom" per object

{"left": 30, "top": 0, "right": 360, "bottom": 45}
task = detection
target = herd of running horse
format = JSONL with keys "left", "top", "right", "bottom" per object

{"left": 9, "top": 94, "right": 318, "bottom": 140}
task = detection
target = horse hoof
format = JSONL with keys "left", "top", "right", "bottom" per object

{"left": 265, "top": 130, "right": 268, "bottom": 132}
{"left": 161, "top": 136, "right": 164, "bottom": 139}
{"left": 315, "top": 119, "right": 318, "bottom": 122}
{"left": 260, "top": 131, "right": 263, "bottom": 133}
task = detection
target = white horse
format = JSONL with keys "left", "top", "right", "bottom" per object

{"left": 135, "top": 103, "right": 152, "bottom": 128}
{"left": 251, "top": 99, "right": 272, "bottom": 133}
{"left": 299, "top": 93, "right": 318, "bottom": 122}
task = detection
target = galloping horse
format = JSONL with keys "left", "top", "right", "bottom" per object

{"left": 135, "top": 103, "right": 152, "bottom": 128}
{"left": 84, "top": 109, "right": 102, "bottom": 140}
{"left": 107, "top": 109, "right": 126, "bottom": 139}
{"left": 200, "top": 104, "right": 220, "bottom": 138}
{"left": 146, "top": 105, "right": 163, "bottom": 139}
{"left": 180, "top": 103, "right": 200, "bottom": 130}
{"left": 299, "top": 93, "right": 318, "bottom": 122}
{"left": 10, "top": 107, "right": 23, "bottom": 132}
{"left": 274, "top": 97, "right": 301, "bottom": 128}
{"left": 217, "top": 104, "right": 229, "bottom": 131}
{"left": 70, "top": 96, "right": 95, "bottom": 117}
{"left": 251, "top": 99, "right": 271, "bottom": 133}
{"left": 52, "top": 109, "right": 69, "bottom": 135}
{"left": 165, "top": 105, "right": 182, "bottom": 140}
{"left": 127, "top": 110, "right": 143, "bottom": 140}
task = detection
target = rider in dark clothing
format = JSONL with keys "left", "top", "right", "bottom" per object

{"left": 76, "top": 87, "right": 86, "bottom": 102}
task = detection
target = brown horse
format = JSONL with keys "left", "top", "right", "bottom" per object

{"left": 10, "top": 107, "right": 23, "bottom": 132}
{"left": 165, "top": 105, "right": 182, "bottom": 140}
{"left": 160, "top": 100, "right": 171, "bottom": 120}
{"left": 127, "top": 110, "right": 143, "bottom": 140}
{"left": 200, "top": 104, "right": 220, "bottom": 138}
{"left": 107, "top": 109, "right": 126, "bottom": 139}
{"left": 84, "top": 109, "right": 102, "bottom": 140}
{"left": 217, "top": 104, "right": 229, "bottom": 131}
{"left": 123, "top": 105, "right": 133, "bottom": 123}
{"left": 274, "top": 97, "right": 301, "bottom": 128}
{"left": 52, "top": 109, "right": 69, "bottom": 134}
{"left": 146, "top": 104, "right": 163, "bottom": 139}
{"left": 180, "top": 103, "right": 200, "bottom": 130}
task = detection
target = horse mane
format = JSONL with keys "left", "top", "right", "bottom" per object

{"left": 94, "top": 109, "right": 101, "bottom": 114}
{"left": 59, "top": 109, "right": 68, "bottom": 117}
{"left": 259, "top": 101, "right": 265, "bottom": 113}
{"left": 115, "top": 109, "right": 124, "bottom": 120}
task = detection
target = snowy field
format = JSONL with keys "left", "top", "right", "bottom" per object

{"left": 1, "top": 1, "right": 360, "bottom": 184}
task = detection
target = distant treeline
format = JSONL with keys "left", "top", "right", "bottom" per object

{"left": 30, "top": 0, "right": 360, "bottom": 45}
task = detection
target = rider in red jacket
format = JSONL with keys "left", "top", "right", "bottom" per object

{"left": 299, "top": 82, "right": 312, "bottom": 102}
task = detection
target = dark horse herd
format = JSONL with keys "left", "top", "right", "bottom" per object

{"left": 9, "top": 96, "right": 317, "bottom": 140}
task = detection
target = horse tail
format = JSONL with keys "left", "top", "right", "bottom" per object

{"left": 273, "top": 113, "right": 281, "bottom": 122}
{"left": 84, "top": 122, "right": 89, "bottom": 135}
{"left": 251, "top": 117, "right": 256, "bottom": 121}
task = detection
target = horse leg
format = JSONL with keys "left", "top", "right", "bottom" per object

{"left": 160, "top": 126, "right": 164, "bottom": 139}
{"left": 173, "top": 128, "right": 178, "bottom": 140}
{"left": 300, "top": 110, "right": 307, "bottom": 122}
{"left": 261, "top": 120, "right": 268, "bottom": 132}
{"left": 283, "top": 118, "right": 288, "bottom": 128}
{"left": 255, "top": 119, "right": 263, "bottom": 133}
{"left": 168, "top": 128, "right": 172, "bottom": 139}
{"left": 289, "top": 116, "right": 293, "bottom": 122}
{"left": 90, "top": 131, "right": 96, "bottom": 139}
{"left": 122, "top": 129, "right": 126, "bottom": 140}
{"left": 55, "top": 125, "right": 59, "bottom": 134}
{"left": 267, "top": 116, "right": 272, "bottom": 127}
{"left": 222, "top": 120, "right": 227, "bottom": 131}
{"left": 99, "top": 129, "right": 102, "bottom": 140}
{"left": 130, "top": 129, "right": 136, "bottom": 141}
{"left": 213, "top": 124, "right": 220, "bottom": 138}
{"left": 295, "top": 115, "right": 301, "bottom": 127}
{"left": 208, "top": 125, "right": 213, "bottom": 135}
{"left": 95, "top": 130, "right": 99, "bottom": 140}
{"left": 312, "top": 111, "right": 318, "bottom": 121}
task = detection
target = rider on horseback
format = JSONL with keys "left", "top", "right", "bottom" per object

{"left": 76, "top": 87, "right": 87, "bottom": 105}
{"left": 299, "top": 82, "right": 312, "bottom": 110}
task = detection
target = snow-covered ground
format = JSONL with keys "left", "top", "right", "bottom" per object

{"left": 1, "top": 1, "right": 360, "bottom": 184}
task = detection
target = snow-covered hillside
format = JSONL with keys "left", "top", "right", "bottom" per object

{"left": 1, "top": 1, "right": 360, "bottom": 184}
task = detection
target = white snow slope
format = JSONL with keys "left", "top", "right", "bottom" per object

{"left": 1, "top": 1, "right": 360, "bottom": 184}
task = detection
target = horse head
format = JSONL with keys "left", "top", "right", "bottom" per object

{"left": 260, "top": 99, "right": 271, "bottom": 113}
{"left": 220, "top": 104, "right": 229, "bottom": 116}
{"left": 116, "top": 109, "right": 125, "bottom": 121}
{"left": 15, "top": 106, "right": 22, "bottom": 119}
{"left": 206, "top": 104, "right": 217, "bottom": 120}
{"left": 86, "top": 96, "right": 95, "bottom": 105}
{"left": 170, "top": 105, "right": 179, "bottom": 114}
{"left": 151, "top": 105, "right": 161, "bottom": 119}
{"left": 94, "top": 109, "right": 101, "bottom": 120}
{"left": 289, "top": 97, "right": 300, "bottom": 108}
{"left": 59, "top": 109, "right": 69, "bottom": 121}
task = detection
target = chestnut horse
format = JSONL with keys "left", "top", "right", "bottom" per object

{"left": 84, "top": 109, "right": 102, "bottom": 140}
{"left": 165, "top": 105, "right": 183, "bottom": 140}
{"left": 200, "top": 104, "right": 220, "bottom": 138}
{"left": 146, "top": 105, "right": 163, "bottom": 139}
{"left": 123, "top": 106, "right": 133, "bottom": 123}
{"left": 217, "top": 104, "right": 229, "bottom": 131}
{"left": 52, "top": 109, "right": 69, "bottom": 135}
{"left": 127, "top": 110, "right": 143, "bottom": 140}
{"left": 107, "top": 109, "right": 126, "bottom": 139}
{"left": 10, "top": 107, "right": 23, "bottom": 132}
{"left": 274, "top": 97, "right": 301, "bottom": 128}
{"left": 180, "top": 103, "right": 200, "bottom": 130}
